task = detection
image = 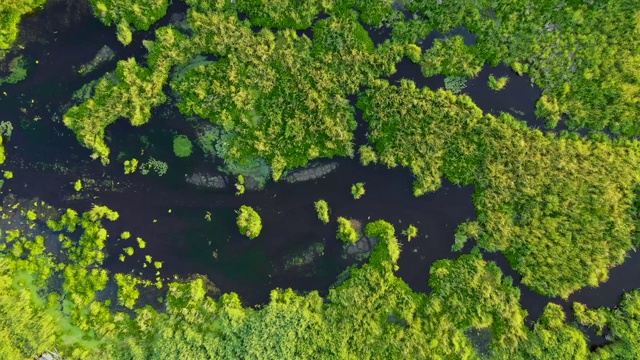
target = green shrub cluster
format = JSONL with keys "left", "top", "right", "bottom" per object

{"left": 236, "top": 205, "right": 262, "bottom": 239}
{"left": 0, "top": 0, "right": 47, "bottom": 49}
{"left": 404, "top": 0, "right": 640, "bottom": 135}
{"left": 359, "top": 79, "right": 640, "bottom": 298}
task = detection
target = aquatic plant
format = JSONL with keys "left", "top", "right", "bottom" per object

{"left": 314, "top": 199, "right": 330, "bottom": 224}
{"left": 123, "top": 158, "right": 138, "bottom": 174}
{"left": 351, "top": 182, "right": 366, "bottom": 199}
{"left": 236, "top": 205, "right": 262, "bottom": 239}
{"left": 336, "top": 217, "right": 359, "bottom": 243}
{"left": 140, "top": 157, "right": 168, "bottom": 176}
{"left": 444, "top": 76, "right": 467, "bottom": 94}
{"left": 0, "top": 121, "right": 13, "bottom": 139}
{"left": 0, "top": 56, "right": 28, "bottom": 86}
{"left": 235, "top": 175, "right": 245, "bottom": 195}
{"left": 488, "top": 74, "right": 509, "bottom": 91}
{"left": 173, "top": 135, "right": 193, "bottom": 158}
{"left": 74, "top": 180, "right": 82, "bottom": 192}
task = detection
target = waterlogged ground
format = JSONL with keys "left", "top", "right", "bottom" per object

{"left": 1, "top": 1, "right": 640, "bottom": 347}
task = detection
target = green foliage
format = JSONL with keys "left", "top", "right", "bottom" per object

{"left": 574, "top": 290, "right": 640, "bottom": 359}
{"left": 173, "top": 135, "right": 193, "bottom": 158}
{"left": 402, "top": 224, "right": 418, "bottom": 241}
{"left": 444, "top": 76, "right": 467, "bottom": 94}
{"left": 421, "top": 36, "right": 483, "bottom": 78}
{"left": 336, "top": 217, "right": 359, "bottom": 243}
{"left": 488, "top": 74, "right": 508, "bottom": 91}
{"left": 404, "top": 0, "right": 640, "bottom": 135}
{"left": 116, "top": 20, "right": 133, "bottom": 45}
{"left": 359, "top": 79, "right": 640, "bottom": 297}
{"left": 3, "top": 170, "right": 12, "bottom": 179}
{"left": 0, "top": 135, "right": 5, "bottom": 164}
{"left": 0, "top": 55, "right": 28, "bottom": 86}
{"left": 0, "top": 121, "right": 12, "bottom": 139}
{"left": 236, "top": 205, "right": 262, "bottom": 239}
{"left": 314, "top": 199, "right": 330, "bottom": 224}
{"left": 63, "top": 27, "right": 194, "bottom": 163}
{"left": 0, "top": 1, "right": 47, "bottom": 49}
{"left": 123, "top": 158, "right": 138, "bottom": 174}
{"left": 235, "top": 175, "right": 245, "bottom": 195}
{"left": 74, "top": 179, "right": 82, "bottom": 192}
{"left": 351, "top": 182, "right": 366, "bottom": 199}
{"left": 89, "top": 0, "right": 169, "bottom": 31}
{"left": 120, "top": 231, "right": 131, "bottom": 240}
{"left": 235, "top": 0, "right": 322, "bottom": 29}
{"left": 358, "top": 145, "right": 378, "bottom": 166}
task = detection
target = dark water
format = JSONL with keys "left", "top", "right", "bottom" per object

{"left": 1, "top": 1, "right": 639, "bottom": 347}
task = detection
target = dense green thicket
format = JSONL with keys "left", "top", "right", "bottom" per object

{"left": 88, "top": 0, "right": 168, "bottom": 33}
{"left": 574, "top": 290, "right": 640, "bottom": 359}
{"left": 4, "top": 196, "right": 640, "bottom": 358}
{"left": 403, "top": 0, "right": 640, "bottom": 135}
{"left": 63, "top": 27, "right": 194, "bottom": 163}
{"left": 359, "top": 80, "right": 640, "bottom": 297}
{"left": 0, "top": 0, "right": 47, "bottom": 50}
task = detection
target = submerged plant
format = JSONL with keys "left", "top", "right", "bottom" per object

{"left": 173, "top": 135, "right": 193, "bottom": 158}
{"left": 488, "top": 75, "right": 509, "bottom": 91}
{"left": 444, "top": 76, "right": 467, "bottom": 94}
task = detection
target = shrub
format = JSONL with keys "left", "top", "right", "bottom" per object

{"left": 314, "top": 200, "right": 330, "bottom": 224}
{"left": 351, "top": 182, "right": 366, "bottom": 199}
{"left": 402, "top": 225, "right": 418, "bottom": 241}
{"left": 337, "top": 217, "right": 359, "bottom": 243}
{"left": 488, "top": 75, "right": 508, "bottom": 91}
{"left": 237, "top": 205, "right": 262, "bottom": 239}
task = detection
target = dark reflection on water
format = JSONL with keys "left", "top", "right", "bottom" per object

{"left": 1, "top": 2, "right": 639, "bottom": 349}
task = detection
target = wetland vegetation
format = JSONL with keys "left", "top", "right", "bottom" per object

{"left": 1, "top": 0, "right": 640, "bottom": 358}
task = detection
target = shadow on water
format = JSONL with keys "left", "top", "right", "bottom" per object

{"left": 1, "top": 1, "right": 639, "bottom": 348}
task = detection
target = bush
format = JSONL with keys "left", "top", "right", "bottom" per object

{"left": 337, "top": 217, "right": 359, "bottom": 243}
{"left": 351, "top": 182, "right": 366, "bottom": 199}
{"left": 488, "top": 75, "right": 508, "bottom": 91}
{"left": 314, "top": 200, "right": 330, "bottom": 224}
{"left": 237, "top": 205, "right": 262, "bottom": 239}
{"left": 402, "top": 225, "right": 418, "bottom": 241}
{"left": 173, "top": 135, "right": 193, "bottom": 157}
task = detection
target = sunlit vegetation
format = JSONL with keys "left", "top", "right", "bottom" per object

{"left": 574, "top": 290, "right": 640, "bottom": 358}
{"left": 402, "top": 224, "right": 418, "bottom": 241}
{"left": 0, "top": 206, "right": 552, "bottom": 358}
{"left": 139, "top": 157, "right": 168, "bottom": 176}
{"left": 444, "top": 76, "right": 467, "bottom": 94}
{"left": 73, "top": 179, "right": 82, "bottom": 191}
{"left": 359, "top": 79, "right": 640, "bottom": 298}
{"left": 88, "top": 0, "right": 169, "bottom": 32}
{"left": 421, "top": 36, "right": 483, "bottom": 78}
{"left": 0, "top": 135, "right": 6, "bottom": 164}
{"left": 63, "top": 27, "right": 194, "bottom": 163}
{"left": 123, "top": 158, "right": 138, "bottom": 174}
{"left": 172, "top": 134, "right": 193, "bottom": 158}
{"left": 0, "top": 55, "right": 28, "bottom": 85}
{"left": 404, "top": 0, "right": 640, "bottom": 135}
{"left": 488, "top": 74, "right": 508, "bottom": 91}
{"left": 235, "top": 175, "right": 245, "bottom": 195}
{"left": 350, "top": 182, "right": 365, "bottom": 199}
{"left": 237, "top": 205, "right": 262, "bottom": 239}
{"left": 336, "top": 216, "right": 358, "bottom": 243}
{"left": 0, "top": 1, "right": 47, "bottom": 49}
{"left": 314, "top": 199, "right": 330, "bottom": 224}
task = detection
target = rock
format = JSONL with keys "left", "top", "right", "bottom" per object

{"left": 186, "top": 172, "right": 229, "bottom": 189}
{"left": 284, "top": 162, "right": 339, "bottom": 183}
{"left": 345, "top": 235, "right": 379, "bottom": 257}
